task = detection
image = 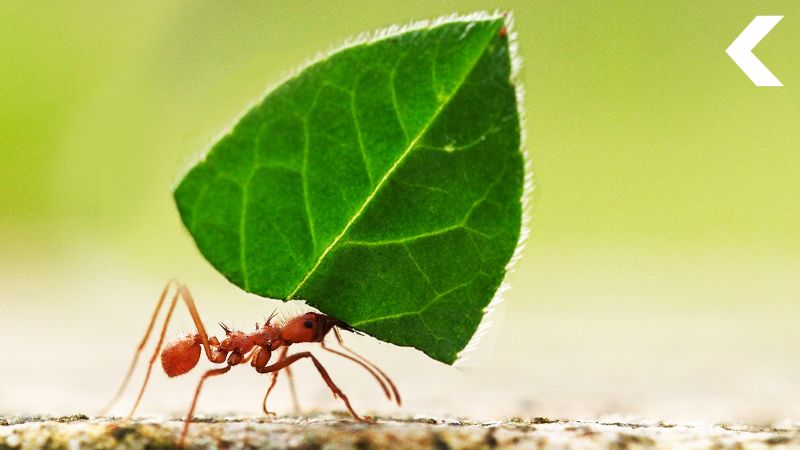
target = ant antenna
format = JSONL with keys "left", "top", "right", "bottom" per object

{"left": 219, "top": 322, "right": 232, "bottom": 335}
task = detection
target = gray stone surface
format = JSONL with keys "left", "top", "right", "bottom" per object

{"left": 2, "top": 415, "right": 800, "bottom": 449}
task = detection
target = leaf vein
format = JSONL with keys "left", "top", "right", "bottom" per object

{"left": 269, "top": 220, "right": 303, "bottom": 269}
{"left": 286, "top": 29, "right": 498, "bottom": 300}
{"left": 351, "top": 280, "right": 472, "bottom": 328}
{"left": 240, "top": 125, "right": 265, "bottom": 290}
{"left": 301, "top": 117, "right": 317, "bottom": 251}
{"left": 188, "top": 184, "right": 210, "bottom": 231}
{"left": 416, "top": 125, "right": 501, "bottom": 153}
{"left": 344, "top": 224, "right": 464, "bottom": 247}
{"left": 347, "top": 78, "right": 373, "bottom": 186}
{"left": 403, "top": 244, "right": 437, "bottom": 294}
{"left": 395, "top": 178, "right": 451, "bottom": 195}
{"left": 239, "top": 171, "right": 257, "bottom": 290}
{"left": 389, "top": 48, "right": 412, "bottom": 141}
{"left": 431, "top": 31, "right": 444, "bottom": 96}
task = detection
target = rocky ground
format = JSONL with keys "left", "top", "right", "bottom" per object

{"left": 2, "top": 414, "right": 800, "bottom": 449}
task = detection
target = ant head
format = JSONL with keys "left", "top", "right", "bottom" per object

{"left": 280, "top": 312, "right": 349, "bottom": 344}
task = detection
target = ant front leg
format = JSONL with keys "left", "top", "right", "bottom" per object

{"left": 327, "top": 328, "right": 401, "bottom": 406}
{"left": 261, "top": 346, "right": 284, "bottom": 416}
{"left": 261, "top": 346, "right": 301, "bottom": 415}
{"left": 257, "top": 351, "right": 368, "bottom": 422}
{"left": 321, "top": 340, "right": 394, "bottom": 404}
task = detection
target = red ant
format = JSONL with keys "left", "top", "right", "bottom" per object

{"left": 102, "top": 280, "right": 400, "bottom": 447}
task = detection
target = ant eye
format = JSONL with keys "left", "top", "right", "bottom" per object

{"left": 303, "top": 320, "right": 313, "bottom": 329}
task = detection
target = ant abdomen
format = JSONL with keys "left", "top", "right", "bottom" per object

{"left": 161, "top": 335, "right": 201, "bottom": 377}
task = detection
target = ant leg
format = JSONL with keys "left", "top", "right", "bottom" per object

{"left": 333, "top": 328, "right": 401, "bottom": 406}
{"left": 127, "top": 283, "right": 218, "bottom": 419}
{"left": 261, "top": 347, "right": 300, "bottom": 414}
{"left": 262, "top": 310, "right": 300, "bottom": 411}
{"left": 284, "top": 360, "right": 301, "bottom": 413}
{"left": 102, "top": 279, "right": 178, "bottom": 415}
{"left": 178, "top": 365, "right": 232, "bottom": 448}
{"left": 241, "top": 349, "right": 256, "bottom": 365}
{"left": 321, "top": 341, "right": 391, "bottom": 402}
{"left": 176, "top": 284, "right": 216, "bottom": 359}
{"left": 258, "top": 351, "right": 367, "bottom": 422}
{"left": 126, "top": 287, "right": 181, "bottom": 418}
{"left": 261, "top": 346, "right": 287, "bottom": 416}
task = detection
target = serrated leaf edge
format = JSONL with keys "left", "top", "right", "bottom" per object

{"left": 171, "top": 10, "right": 508, "bottom": 191}
{"left": 454, "top": 10, "right": 534, "bottom": 367}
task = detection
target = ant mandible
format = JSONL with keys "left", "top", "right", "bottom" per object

{"left": 102, "top": 280, "right": 400, "bottom": 447}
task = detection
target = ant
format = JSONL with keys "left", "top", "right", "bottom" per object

{"left": 102, "top": 280, "right": 400, "bottom": 447}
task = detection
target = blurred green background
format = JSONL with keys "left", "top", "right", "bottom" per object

{"left": 1, "top": 1, "right": 799, "bottom": 422}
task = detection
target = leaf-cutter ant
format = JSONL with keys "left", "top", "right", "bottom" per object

{"left": 102, "top": 280, "right": 400, "bottom": 447}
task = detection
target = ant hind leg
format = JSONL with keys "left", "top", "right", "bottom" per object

{"left": 101, "top": 279, "right": 179, "bottom": 416}
{"left": 125, "top": 285, "right": 184, "bottom": 419}
{"left": 127, "top": 284, "right": 220, "bottom": 418}
{"left": 105, "top": 281, "right": 220, "bottom": 420}
{"left": 179, "top": 365, "right": 232, "bottom": 448}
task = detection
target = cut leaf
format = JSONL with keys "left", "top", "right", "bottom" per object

{"left": 174, "top": 13, "right": 525, "bottom": 364}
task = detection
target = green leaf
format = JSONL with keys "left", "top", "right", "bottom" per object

{"left": 174, "top": 13, "right": 525, "bottom": 364}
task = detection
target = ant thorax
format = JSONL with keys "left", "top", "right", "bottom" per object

{"left": 217, "top": 329, "right": 253, "bottom": 353}
{"left": 215, "top": 322, "right": 278, "bottom": 351}
{"left": 209, "top": 323, "right": 282, "bottom": 366}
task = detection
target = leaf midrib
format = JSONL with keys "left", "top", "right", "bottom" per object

{"left": 286, "top": 22, "right": 499, "bottom": 300}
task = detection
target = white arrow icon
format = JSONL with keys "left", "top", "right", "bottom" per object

{"left": 726, "top": 16, "right": 783, "bottom": 86}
